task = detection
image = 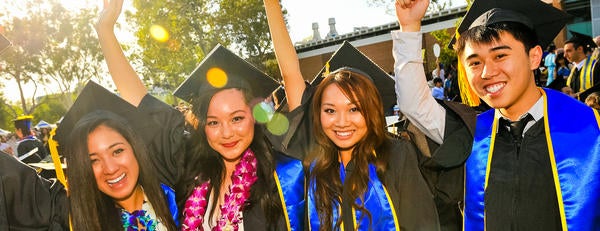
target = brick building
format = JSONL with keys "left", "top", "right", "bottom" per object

{"left": 293, "top": 0, "right": 593, "bottom": 82}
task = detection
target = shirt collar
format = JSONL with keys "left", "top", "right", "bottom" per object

{"left": 495, "top": 96, "right": 543, "bottom": 134}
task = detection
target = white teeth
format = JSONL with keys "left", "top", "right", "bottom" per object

{"left": 107, "top": 173, "right": 125, "bottom": 184}
{"left": 485, "top": 83, "right": 505, "bottom": 93}
{"left": 336, "top": 131, "right": 352, "bottom": 137}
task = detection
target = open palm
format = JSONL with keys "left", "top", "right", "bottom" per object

{"left": 95, "top": 0, "right": 124, "bottom": 32}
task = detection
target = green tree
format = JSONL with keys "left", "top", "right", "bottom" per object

{"left": 129, "top": 0, "right": 281, "bottom": 91}
{"left": 0, "top": 94, "right": 15, "bottom": 130}
{"left": 430, "top": 29, "right": 457, "bottom": 68}
{"left": 38, "top": 6, "right": 105, "bottom": 109}
{"left": 0, "top": 0, "right": 104, "bottom": 115}
{"left": 31, "top": 94, "right": 67, "bottom": 126}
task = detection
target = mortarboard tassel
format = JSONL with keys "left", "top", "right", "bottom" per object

{"left": 48, "top": 128, "right": 68, "bottom": 190}
{"left": 323, "top": 61, "right": 330, "bottom": 78}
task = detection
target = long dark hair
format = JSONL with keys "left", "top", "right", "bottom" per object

{"left": 65, "top": 111, "right": 177, "bottom": 230}
{"left": 176, "top": 87, "right": 283, "bottom": 228}
{"left": 308, "top": 69, "right": 391, "bottom": 230}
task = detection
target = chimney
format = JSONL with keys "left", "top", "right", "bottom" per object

{"left": 312, "top": 22, "right": 322, "bottom": 41}
{"left": 326, "top": 18, "right": 338, "bottom": 39}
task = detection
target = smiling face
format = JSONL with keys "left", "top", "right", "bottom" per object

{"left": 87, "top": 125, "right": 140, "bottom": 204}
{"left": 204, "top": 88, "right": 255, "bottom": 164}
{"left": 319, "top": 84, "right": 367, "bottom": 154}
{"left": 461, "top": 31, "right": 542, "bottom": 119}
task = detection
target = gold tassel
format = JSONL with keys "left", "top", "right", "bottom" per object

{"left": 323, "top": 61, "right": 330, "bottom": 78}
{"left": 48, "top": 128, "right": 68, "bottom": 191}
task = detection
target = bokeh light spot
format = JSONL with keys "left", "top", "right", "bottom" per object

{"left": 150, "top": 25, "right": 169, "bottom": 43}
{"left": 267, "top": 113, "right": 289, "bottom": 136}
{"left": 206, "top": 67, "right": 228, "bottom": 88}
{"left": 253, "top": 102, "right": 274, "bottom": 124}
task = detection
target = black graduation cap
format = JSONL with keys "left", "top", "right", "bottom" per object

{"left": 54, "top": 81, "right": 147, "bottom": 153}
{"left": 174, "top": 44, "right": 279, "bottom": 102}
{"left": 449, "top": 0, "right": 572, "bottom": 49}
{"left": 567, "top": 30, "right": 597, "bottom": 51}
{"left": 13, "top": 115, "right": 34, "bottom": 131}
{"left": 310, "top": 41, "right": 397, "bottom": 111}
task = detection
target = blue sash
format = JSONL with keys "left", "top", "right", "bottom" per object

{"left": 160, "top": 184, "right": 179, "bottom": 226}
{"left": 464, "top": 88, "right": 600, "bottom": 230}
{"left": 274, "top": 154, "right": 305, "bottom": 231}
{"left": 308, "top": 163, "right": 399, "bottom": 230}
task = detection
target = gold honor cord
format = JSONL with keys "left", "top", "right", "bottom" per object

{"left": 273, "top": 172, "right": 292, "bottom": 231}
{"left": 48, "top": 128, "right": 73, "bottom": 231}
{"left": 48, "top": 128, "right": 67, "bottom": 190}
{"left": 539, "top": 89, "right": 567, "bottom": 230}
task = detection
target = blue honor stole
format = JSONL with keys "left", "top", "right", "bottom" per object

{"left": 464, "top": 88, "right": 600, "bottom": 231}
{"left": 308, "top": 163, "right": 400, "bottom": 231}
{"left": 274, "top": 154, "right": 305, "bottom": 231}
{"left": 160, "top": 184, "right": 179, "bottom": 226}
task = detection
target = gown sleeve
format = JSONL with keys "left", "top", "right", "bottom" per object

{"left": 385, "top": 138, "right": 441, "bottom": 231}
{"left": 392, "top": 30, "right": 447, "bottom": 144}
{"left": 0, "top": 153, "right": 68, "bottom": 230}
{"left": 265, "top": 82, "right": 315, "bottom": 161}
{"left": 133, "top": 94, "right": 187, "bottom": 188}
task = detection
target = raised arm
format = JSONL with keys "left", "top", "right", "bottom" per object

{"left": 393, "top": 0, "right": 446, "bottom": 143}
{"left": 263, "top": 0, "right": 306, "bottom": 111}
{"left": 95, "top": 0, "right": 147, "bottom": 107}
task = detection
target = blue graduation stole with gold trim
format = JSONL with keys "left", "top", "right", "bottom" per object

{"left": 160, "top": 184, "right": 179, "bottom": 226}
{"left": 464, "top": 88, "right": 600, "bottom": 231}
{"left": 308, "top": 163, "right": 400, "bottom": 231}
{"left": 274, "top": 154, "right": 305, "bottom": 231}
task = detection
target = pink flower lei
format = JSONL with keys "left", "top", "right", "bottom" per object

{"left": 182, "top": 149, "right": 258, "bottom": 231}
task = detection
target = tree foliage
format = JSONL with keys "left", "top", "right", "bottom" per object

{"left": 0, "top": 0, "right": 104, "bottom": 115}
{"left": 128, "top": 0, "right": 280, "bottom": 91}
{"left": 430, "top": 29, "right": 457, "bottom": 68}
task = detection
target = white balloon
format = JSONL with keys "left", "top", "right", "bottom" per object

{"left": 433, "top": 43, "right": 441, "bottom": 58}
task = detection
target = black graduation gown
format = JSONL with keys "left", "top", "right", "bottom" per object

{"left": 568, "top": 62, "right": 600, "bottom": 102}
{"left": 135, "top": 95, "right": 187, "bottom": 188}
{"left": 0, "top": 152, "right": 68, "bottom": 230}
{"left": 242, "top": 151, "right": 301, "bottom": 231}
{"left": 16, "top": 137, "right": 48, "bottom": 164}
{"left": 338, "top": 138, "right": 441, "bottom": 231}
{"left": 411, "top": 101, "right": 476, "bottom": 231}
{"left": 435, "top": 103, "right": 562, "bottom": 231}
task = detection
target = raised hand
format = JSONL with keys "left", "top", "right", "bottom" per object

{"left": 95, "top": 0, "right": 124, "bottom": 33}
{"left": 395, "top": 0, "right": 429, "bottom": 32}
{"left": 95, "top": 0, "right": 147, "bottom": 106}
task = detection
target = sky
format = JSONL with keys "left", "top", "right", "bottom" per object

{"left": 2, "top": 0, "right": 465, "bottom": 103}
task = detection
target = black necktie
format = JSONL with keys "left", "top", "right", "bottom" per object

{"left": 500, "top": 114, "right": 534, "bottom": 144}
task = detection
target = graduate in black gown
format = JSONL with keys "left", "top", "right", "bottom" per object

{"left": 172, "top": 45, "right": 305, "bottom": 231}
{"left": 0, "top": 150, "right": 68, "bottom": 230}
{"left": 394, "top": 0, "right": 600, "bottom": 230}
{"left": 14, "top": 115, "right": 48, "bottom": 163}
{"left": 53, "top": 82, "right": 180, "bottom": 230}
{"left": 264, "top": 1, "right": 440, "bottom": 230}
{"left": 564, "top": 31, "right": 600, "bottom": 102}
{"left": 96, "top": 2, "right": 304, "bottom": 230}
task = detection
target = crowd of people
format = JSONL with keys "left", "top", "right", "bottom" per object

{"left": 1, "top": 0, "right": 599, "bottom": 230}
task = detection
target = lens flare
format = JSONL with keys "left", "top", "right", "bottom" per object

{"left": 266, "top": 113, "right": 289, "bottom": 136}
{"left": 206, "top": 67, "right": 228, "bottom": 88}
{"left": 150, "top": 25, "right": 169, "bottom": 43}
{"left": 253, "top": 102, "right": 274, "bottom": 124}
